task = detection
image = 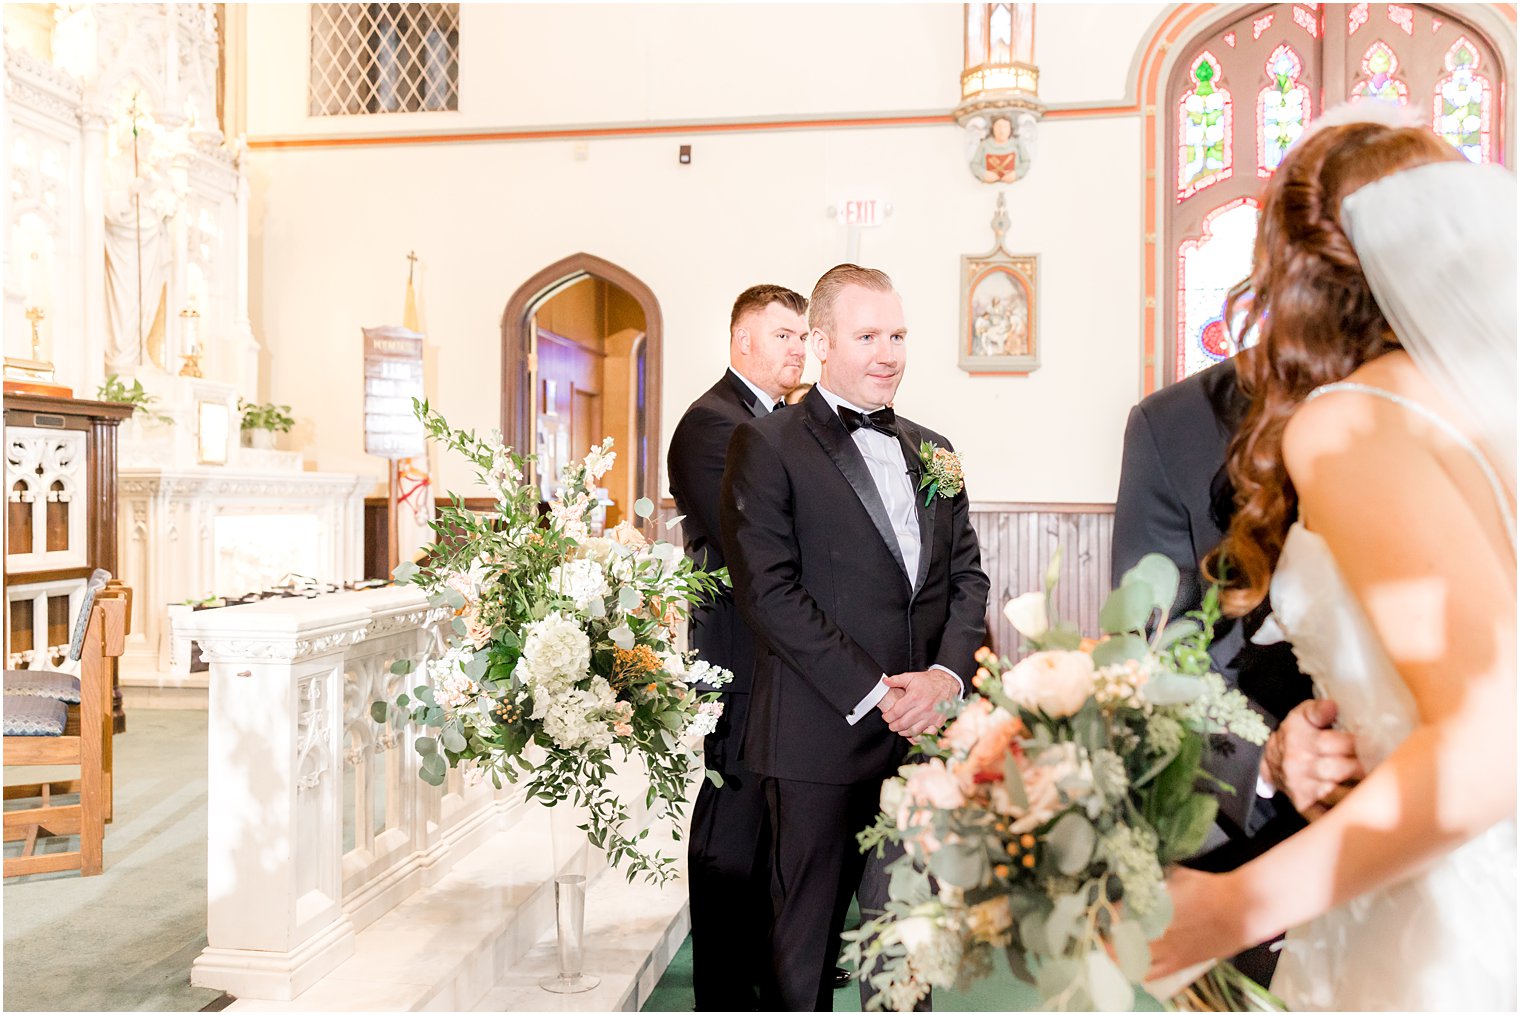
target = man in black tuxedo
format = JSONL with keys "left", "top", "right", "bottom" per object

{"left": 1111, "top": 350, "right": 1364, "bottom": 982}
{"left": 669, "top": 284, "right": 810, "bottom": 1011}
{"left": 720, "top": 264, "right": 989, "bottom": 1011}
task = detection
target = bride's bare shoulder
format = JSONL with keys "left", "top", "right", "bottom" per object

{"left": 1281, "top": 352, "right": 1432, "bottom": 484}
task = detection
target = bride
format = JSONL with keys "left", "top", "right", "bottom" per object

{"left": 1148, "top": 116, "right": 1517, "bottom": 1009}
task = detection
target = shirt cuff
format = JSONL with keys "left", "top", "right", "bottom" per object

{"left": 1256, "top": 771, "right": 1277, "bottom": 799}
{"left": 846, "top": 676, "right": 891, "bottom": 726}
{"left": 930, "top": 664, "right": 965, "bottom": 698}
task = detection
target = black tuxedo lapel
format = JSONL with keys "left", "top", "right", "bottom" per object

{"left": 800, "top": 388, "right": 910, "bottom": 585}
{"left": 897, "top": 423, "right": 936, "bottom": 594}
{"left": 724, "top": 368, "right": 771, "bottom": 419}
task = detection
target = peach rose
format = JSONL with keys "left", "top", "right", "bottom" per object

{"left": 1001, "top": 650, "right": 1096, "bottom": 719}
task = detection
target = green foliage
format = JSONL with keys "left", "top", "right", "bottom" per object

{"left": 238, "top": 399, "right": 295, "bottom": 433}
{"left": 97, "top": 375, "right": 174, "bottom": 426}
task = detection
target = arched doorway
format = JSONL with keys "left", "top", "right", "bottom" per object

{"left": 500, "top": 254, "right": 662, "bottom": 529}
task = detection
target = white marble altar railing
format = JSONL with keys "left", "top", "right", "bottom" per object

{"left": 183, "top": 586, "right": 530, "bottom": 1002}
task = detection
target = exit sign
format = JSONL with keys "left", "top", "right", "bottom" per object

{"left": 835, "top": 196, "right": 889, "bottom": 227}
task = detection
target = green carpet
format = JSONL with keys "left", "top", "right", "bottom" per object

{"left": 641, "top": 928, "right": 1048, "bottom": 1012}
{"left": 4, "top": 709, "right": 222, "bottom": 1012}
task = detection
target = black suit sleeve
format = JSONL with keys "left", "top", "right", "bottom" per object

{"left": 719, "top": 423, "right": 885, "bottom": 718}
{"left": 1112, "top": 403, "right": 1197, "bottom": 612}
{"left": 667, "top": 404, "right": 730, "bottom": 572}
{"left": 933, "top": 467, "right": 990, "bottom": 678}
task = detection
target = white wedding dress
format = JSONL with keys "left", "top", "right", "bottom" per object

{"left": 1259, "top": 383, "right": 1517, "bottom": 1012}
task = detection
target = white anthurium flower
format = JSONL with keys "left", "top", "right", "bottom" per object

{"left": 1003, "top": 592, "right": 1049, "bottom": 639}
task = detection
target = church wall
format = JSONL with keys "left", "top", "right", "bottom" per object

{"left": 244, "top": 4, "right": 1165, "bottom": 504}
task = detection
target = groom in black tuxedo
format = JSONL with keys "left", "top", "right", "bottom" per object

{"left": 1112, "top": 350, "right": 1362, "bottom": 982}
{"left": 668, "top": 283, "right": 809, "bottom": 1011}
{"left": 721, "top": 264, "right": 989, "bottom": 1011}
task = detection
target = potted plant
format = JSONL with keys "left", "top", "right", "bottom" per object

{"left": 98, "top": 375, "right": 175, "bottom": 426}
{"left": 238, "top": 398, "right": 294, "bottom": 449}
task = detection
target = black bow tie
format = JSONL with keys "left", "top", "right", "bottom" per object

{"left": 772, "top": 399, "right": 786, "bottom": 412}
{"left": 838, "top": 405, "right": 898, "bottom": 437}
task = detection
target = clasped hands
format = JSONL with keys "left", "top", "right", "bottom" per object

{"left": 877, "top": 669, "right": 960, "bottom": 739}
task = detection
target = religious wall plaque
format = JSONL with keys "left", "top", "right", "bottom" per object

{"left": 362, "top": 326, "right": 426, "bottom": 459}
{"left": 960, "top": 193, "right": 1040, "bottom": 375}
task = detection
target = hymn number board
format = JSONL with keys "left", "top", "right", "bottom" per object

{"left": 362, "top": 326, "right": 426, "bottom": 459}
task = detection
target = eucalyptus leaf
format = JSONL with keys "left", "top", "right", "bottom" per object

{"left": 1156, "top": 618, "right": 1202, "bottom": 648}
{"left": 1044, "top": 890, "right": 1087, "bottom": 954}
{"left": 618, "top": 586, "right": 641, "bottom": 612}
{"left": 1110, "top": 918, "right": 1150, "bottom": 981}
{"left": 610, "top": 624, "right": 635, "bottom": 650}
{"left": 1042, "top": 547, "right": 1064, "bottom": 597}
{"left": 464, "top": 652, "right": 490, "bottom": 679}
{"left": 422, "top": 752, "right": 447, "bottom": 778}
{"left": 441, "top": 588, "right": 467, "bottom": 610}
{"left": 634, "top": 497, "right": 655, "bottom": 519}
{"left": 1098, "top": 583, "right": 1153, "bottom": 636}
{"left": 415, "top": 736, "right": 437, "bottom": 756}
{"left": 1003, "top": 752, "right": 1029, "bottom": 811}
{"left": 451, "top": 617, "right": 468, "bottom": 636}
{"left": 419, "top": 763, "right": 446, "bottom": 787}
{"left": 1092, "top": 633, "right": 1148, "bottom": 668}
{"left": 1047, "top": 812, "right": 1097, "bottom": 876}
{"left": 927, "top": 840, "right": 988, "bottom": 889}
{"left": 390, "top": 658, "right": 414, "bottom": 675}
{"left": 369, "top": 701, "right": 389, "bottom": 723}
{"left": 1138, "top": 885, "right": 1174, "bottom": 940}
{"left": 889, "top": 860, "right": 933, "bottom": 906}
{"left": 1123, "top": 553, "right": 1181, "bottom": 617}
{"left": 392, "top": 560, "right": 420, "bottom": 585}
{"left": 1085, "top": 948, "right": 1135, "bottom": 1012}
{"left": 1018, "top": 910, "right": 1049, "bottom": 957}
{"left": 704, "top": 768, "right": 724, "bottom": 789}
{"left": 442, "top": 727, "right": 467, "bottom": 753}
{"left": 1142, "top": 672, "right": 1206, "bottom": 705}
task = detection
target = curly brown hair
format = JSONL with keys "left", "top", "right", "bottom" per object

{"left": 1206, "top": 122, "right": 1463, "bottom": 616}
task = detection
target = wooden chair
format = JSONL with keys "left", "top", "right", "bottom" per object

{"left": 3, "top": 572, "right": 125, "bottom": 877}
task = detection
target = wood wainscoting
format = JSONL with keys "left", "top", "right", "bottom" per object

{"left": 970, "top": 502, "right": 1114, "bottom": 657}
{"left": 656, "top": 499, "right": 1114, "bottom": 660}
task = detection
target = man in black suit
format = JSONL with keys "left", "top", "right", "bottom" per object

{"left": 669, "top": 284, "right": 809, "bottom": 1011}
{"left": 720, "top": 264, "right": 989, "bottom": 1011}
{"left": 1111, "top": 350, "right": 1364, "bottom": 982}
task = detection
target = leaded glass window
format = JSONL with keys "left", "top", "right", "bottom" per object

{"left": 1259, "top": 45, "right": 1311, "bottom": 176}
{"left": 309, "top": 3, "right": 460, "bottom": 116}
{"left": 1435, "top": 38, "right": 1493, "bottom": 163}
{"left": 1352, "top": 41, "right": 1410, "bottom": 103}
{"left": 1178, "top": 53, "right": 1232, "bottom": 201}
{"left": 1162, "top": 3, "right": 1507, "bottom": 387}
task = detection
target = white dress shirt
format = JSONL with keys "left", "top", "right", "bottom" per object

{"left": 813, "top": 384, "right": 963, "bottom": 724}
{"left": 728, "top": 368, "right": 780, "bottom": 415}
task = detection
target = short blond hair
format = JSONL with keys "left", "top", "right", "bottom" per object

{"left": 808, "top": 263, "right": 894, "bottom": 336}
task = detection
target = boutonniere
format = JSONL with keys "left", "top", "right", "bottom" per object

{"left": 916, "top": 441, "right": 965, "bottom": 506}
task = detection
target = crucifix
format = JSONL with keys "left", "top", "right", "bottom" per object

{"left": 406, "top": 249, "right": 418, "bottom": 283}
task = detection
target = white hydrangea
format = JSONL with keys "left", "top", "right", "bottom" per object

{"left": 519, "top": 611, "right": 591, "bottom": 717}
{"left": 541, "top": 677, "right": 618, "bottom": 751}
{"left": 546, "top": 557, "right": 611, "bottom": 612}
{"left": 895, "top": 914, "right": 962, "bottom": 988}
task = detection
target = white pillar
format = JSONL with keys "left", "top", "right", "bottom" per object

{"left": 80, "top": 107, "right": 110, "bottom": 390}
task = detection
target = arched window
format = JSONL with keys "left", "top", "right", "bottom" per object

{"left": 1161, "top": 3, "right": 1508, "bottom": 387}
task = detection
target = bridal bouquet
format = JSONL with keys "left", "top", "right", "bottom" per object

{"left": 371, "top": 401, "right": 732, "bottom": 883}
{"left": 842, "top": 552, "right": 1280, "bottom": 1011}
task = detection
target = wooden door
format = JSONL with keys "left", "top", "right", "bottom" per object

{"left": 533, "top": 328, "right": 603, "bottom": 503}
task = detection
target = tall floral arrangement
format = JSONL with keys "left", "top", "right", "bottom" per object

{"left": 372, "top": 401, "right": 731, "bottom": 883}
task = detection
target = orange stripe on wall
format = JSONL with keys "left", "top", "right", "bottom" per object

{"left": 248, "top": 113, "right": 955, "bottom": 150}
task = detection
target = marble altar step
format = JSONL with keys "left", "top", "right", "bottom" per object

{"left": 222, "top": 806, "right": 690, "bottom": 1013}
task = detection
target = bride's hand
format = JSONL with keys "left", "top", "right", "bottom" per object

{"left": 1147, "top": 867, "right": 1251, "bottom": 979}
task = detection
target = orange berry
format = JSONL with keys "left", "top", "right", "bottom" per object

{"left": 1021, "top": 854, "right": 1036, "bottom": 868}
{"left": 1020, "top": 834, "right": 1035, "bottom": 848}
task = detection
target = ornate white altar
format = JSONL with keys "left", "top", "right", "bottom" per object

{"left": 117, "top": 464, "right": 371, "bottom": 692}
{"left": 183, "top": 588, "right": 659, "bottom": 1005}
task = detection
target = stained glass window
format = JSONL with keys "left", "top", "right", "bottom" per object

{"left": 1292, "top": 5, "right": 1318, "bottom": 38}
{"left": 1259, "top": 45, "right": 1312, "bottom": 176}
{"left": 1253, "top": 13, "right": 1275, "bottom": 40}
{"left": 1178, "top": 53, "right": 1232, "bottom": 201}
{"left": 1352, "top": 41, "right": 1409, "bottom": 103}
{"left": 1348, "top": 2, "right": 1369, "bottom": 35}
{"left": 1177, "top": 199, "right": 1259, "bottom": 381}
{"left": 1435, "top": 38, "right": 1493, "bottom": 163}
{"left": 1388, "top": 4, "right": 1414, "bottom": 35}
